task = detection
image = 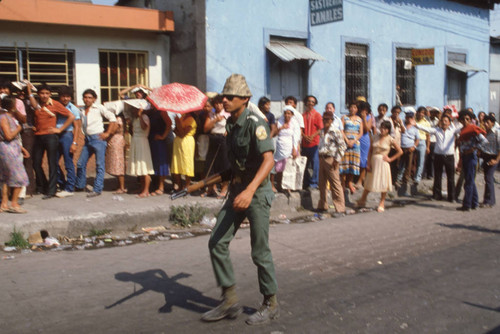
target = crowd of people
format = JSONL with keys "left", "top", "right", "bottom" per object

{"left": 0, "top": 77, "right": 499, "bottom": 216}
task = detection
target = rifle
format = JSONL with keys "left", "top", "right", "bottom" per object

{"left": 171, "top": 170, "right": 231, "bottom": 200}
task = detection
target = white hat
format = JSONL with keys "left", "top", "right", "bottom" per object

{"left": 131, "top": 86, "right": 150, "bottom": 95}
{"left": 283, "top": 105, "right": 296, "bottom": 114}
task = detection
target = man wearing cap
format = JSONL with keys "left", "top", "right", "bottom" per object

{"left": 317, "top": 109, "right": 347, "bottom": 217}
{"left": 202, "top": 74, "right": 279, "bottom": 325}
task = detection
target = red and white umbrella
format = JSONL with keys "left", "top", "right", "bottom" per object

{"left": 147, "top": 82, "right": 208, "bottom": 114}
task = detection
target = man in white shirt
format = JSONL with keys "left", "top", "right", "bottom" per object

{"left": 75, "top": 89, "right": 117, "bottom": 197}
{"left": 414, "top": 114, "right": 461, "bottom": 202}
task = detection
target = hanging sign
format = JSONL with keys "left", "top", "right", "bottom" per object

{"left": 310, "top": 0, "right": 343, "bottom": 26}
{"left": 411, "top": 48, "right": 435, "bottom": 65}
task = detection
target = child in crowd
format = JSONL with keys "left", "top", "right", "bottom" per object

{"left": 126, "top": 107, "right": 154, "bottom": 198}
{"left": 106, "top": 113, "right": 127, "bottom": 194}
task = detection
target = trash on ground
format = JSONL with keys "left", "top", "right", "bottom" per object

{"left": 112, "top": 195, "right": 124, "bottom": 201}
{"left": 44, "top": 237, "right": 60, "bottom": 246}
{"left": 2, "top": 255, "right": 15, "bottom": 260}
{"left": 200, "top": 216, "right": 216, "bottom": 228}
{"left": 3, "top": 246, "right": 16, "bottom": 252}
{"left": 28, "top": 232, "right": 43, "bottom": 244}
{"left": 142, "top": 226, "right": 167, "bottom": 233}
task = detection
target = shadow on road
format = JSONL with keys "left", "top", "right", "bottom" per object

{"left": 105, "top": 269, "right": 219, "bottom": 313}
{"left": 463, "top": 301, "right": 500, "bottom": 312}
{"left": 436, "top": 223, "right": 500, "bottom": 235}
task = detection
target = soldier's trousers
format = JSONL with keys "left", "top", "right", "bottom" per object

{"left": 208, "top": 188, "right": 277, "bottom": 296}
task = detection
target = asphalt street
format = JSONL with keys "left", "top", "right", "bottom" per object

{"left": 1, "top": 195, "right": 499, "bottom": 334}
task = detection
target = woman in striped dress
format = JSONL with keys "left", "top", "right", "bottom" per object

{"left": 340, "top": 102, "right": 363, "bottom": 194}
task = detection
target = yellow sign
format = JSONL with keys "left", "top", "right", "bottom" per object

{"left": 411, "top": 48, "right": 435, "bottom": 65}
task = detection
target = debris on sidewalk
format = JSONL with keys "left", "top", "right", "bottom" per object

{"left": 44, "top": 237, "right": 60, "bottom": 247}
{"left": 141, "top": 226, "right": 167, "bottom": 233}
{"left": 200, "top": 215, "right": 216, "bottom": 228}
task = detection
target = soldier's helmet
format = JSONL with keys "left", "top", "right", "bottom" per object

{"left": 222, "top": 74, "right": 252, "bottom": 97}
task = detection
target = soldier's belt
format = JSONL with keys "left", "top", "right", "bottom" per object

{"left": 231, "top": 174, "right": 269, "bottom": 187}
{"left": 232, "top": 175, "right": 242, "bottom": 184}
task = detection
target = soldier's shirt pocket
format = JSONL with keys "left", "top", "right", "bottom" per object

{"left": 235, "top": 136, "right": 250, "bottom": 157}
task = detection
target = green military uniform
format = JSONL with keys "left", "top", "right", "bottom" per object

{"left": 208, "top": 108, "right": 278, "bottom": 296}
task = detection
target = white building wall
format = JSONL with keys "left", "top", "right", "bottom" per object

{"left": 0, "top": 22, "right": 170, "bottom": 105}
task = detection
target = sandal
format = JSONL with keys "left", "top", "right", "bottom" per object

{"left": 7, "top": 206, "right": 27, "bottom": 214}
{"left": 150, "top": 189, "right": 164, "bottom": 196}
{"left": 377, "top": 206, "right": 385, "bottom": 213}
{"left": 113, "top": 188, "right": 128, "bottom": 194}
{"left": 136, "top": 193, "right": 150, "bottom": 198}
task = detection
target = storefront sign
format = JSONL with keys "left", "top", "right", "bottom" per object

{"left": 411, "top": 48, "right": 435, "bottom": 65}
{"left": 310, "top": 0, "right": 343, "bottom": 26}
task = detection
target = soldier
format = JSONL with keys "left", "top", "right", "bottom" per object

{"left": 201, "top": 74, "right": 279, "bottom": 325}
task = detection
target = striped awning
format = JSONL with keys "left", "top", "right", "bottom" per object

{"left": 267, "top": 41, "right": 326, "bottom": 62}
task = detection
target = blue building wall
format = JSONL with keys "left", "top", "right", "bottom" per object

{"left": 205, "top": 0, "right": 490, "bottom": 114}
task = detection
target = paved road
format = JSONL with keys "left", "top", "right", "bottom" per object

{"left": 1, "top": 199, "right": 499, "bottom": 333}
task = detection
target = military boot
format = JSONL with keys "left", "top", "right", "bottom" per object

{"left": 246, "top": 295, "right": 280, "bottom": 326}
{"left": 201, "top": 285, "right": 242, "bottom": 322}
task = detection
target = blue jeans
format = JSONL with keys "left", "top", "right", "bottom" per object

{"left": 462, "top": 152, "right": 479, "bottom": 209}
{"left": 301, "top": 145, "right": 319, "bottom": 188}
{"left": 57, "top": 131, "right": 76, "bottom": 192}
{"left": 482, "top": 155, "right": 498, "bottom": 206}
{"left": 76, "top": 134, "right": 107, "bottom": 193}
{"left": 414, "top": 141, "right": 426, "bottom": 183}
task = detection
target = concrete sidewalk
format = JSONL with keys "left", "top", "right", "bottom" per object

{"left": 1, "top": 172, "right": 497, "bottom": 243}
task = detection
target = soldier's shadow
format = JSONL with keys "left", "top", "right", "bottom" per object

{"left": 105, "top": 269, "right": 219, "bottom": 314}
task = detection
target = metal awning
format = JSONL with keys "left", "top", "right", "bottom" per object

{"left": 266, "top": 41, "right": 326, "bottom": 62}
{"left": 447, "top": 61, "right": 486, "bottom": 73}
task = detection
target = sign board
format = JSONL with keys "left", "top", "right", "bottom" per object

{"left": 411, "top": 48, "right": 435, "bottom": 65}
{"left": 310, "top": 0, "right": 343, "bottom": 26}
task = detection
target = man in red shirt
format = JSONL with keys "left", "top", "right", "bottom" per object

{"left": 27, "top": 83, "right": 75, "bottom": 199}
{"left": 301, "top": 95, "right": 323, "bottom": 189}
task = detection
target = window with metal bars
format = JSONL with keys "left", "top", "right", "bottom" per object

{"left": 345, "top": 43, "right": 368, "bottom": 106}
{"left": 0, "top": 47, "right": 75, "bottom": 94}
{"left": 396, "top": 48, "right": 416, "bottom": 106}
{"left": 99, "top": 50, "right": 148, "bottom": 102}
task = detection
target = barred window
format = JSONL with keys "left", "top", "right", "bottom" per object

{"left": 99, "top": 50, "right": 148, "bottom": 102}
{"left": 0, "top": 47, "right": 75, "bottom": 94}
{"left": 396, "top": 48, "right": 416, "bottom": 106}
{"left": 345, "top": 43, "right": 368, "bottom": 106}
{"left": 0, "top": 49, "right": 19, "bottom": 82}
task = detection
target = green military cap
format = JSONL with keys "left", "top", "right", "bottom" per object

{"left": 222, "top": 74, "right": 252, "bottom": 97}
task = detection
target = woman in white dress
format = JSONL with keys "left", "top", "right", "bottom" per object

{"left": 127, "top": 107, "right": 154, "bottom": 198}
{"left": 274, "top": 105, "right": 300, "bottom": 192}
{"left": 357, "top": 120, "right": 403, "bottom": 212}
